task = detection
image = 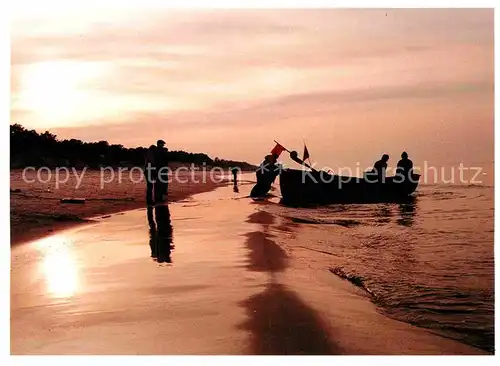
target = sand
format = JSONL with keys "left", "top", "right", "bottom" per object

{"left": 10, "top": 183, "right": 487, "bottom": 355}
{"left": 10, "top": 169, "right": 230, "bottom": 245}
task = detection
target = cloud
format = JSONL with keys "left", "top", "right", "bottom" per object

{"left": 10, "top": 8, "right": 494, "bottom": 165}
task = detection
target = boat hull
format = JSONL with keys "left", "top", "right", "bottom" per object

{"left": 279, "top": 169, "right": 420, "bottom": 206}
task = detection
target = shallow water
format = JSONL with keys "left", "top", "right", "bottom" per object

{"left": 255, "top": 182, "right": 494, "bottom": 352}
{"left": 10, "top": 175, "right": 492, "bottom": 354}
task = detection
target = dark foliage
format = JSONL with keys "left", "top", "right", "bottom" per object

{"left": 10, "top": 123, "right": 256, "bottom": 170}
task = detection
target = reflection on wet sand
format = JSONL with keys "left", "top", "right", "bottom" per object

{"left": 244, "top": 211, "right": 286, "bottom": 273}
{"left": 147, "top": 204, "right": 174, "bottom": 263}
{"left": 11, "top": 184, "right": 487, "bottom": 355}
{"left": 147, "top": 206, "right": 156, "bottom": 231}
{"left": 244, "top": 231, "right": 287, "bottom": 273}
{"left": 241, "top": 209, "right": 339, "bottom": 354}
{"left": 239, "top": 282, "right": 340, "bottom": 355}
{"left": 233, "top": 179, "right": 240, "bottom": 193}
{"left": 35, "top": 235, "right": 80, "bottom": 299}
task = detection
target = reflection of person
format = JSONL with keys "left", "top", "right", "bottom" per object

{"left": 147, "top": 206, "right": 157, "bottom": 256}
{"left": 147, "top": 203, "right": 173, "bottom": 263}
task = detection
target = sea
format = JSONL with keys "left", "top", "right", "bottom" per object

{"left": 244, "top": 172, "right": 494, "bottom": 353}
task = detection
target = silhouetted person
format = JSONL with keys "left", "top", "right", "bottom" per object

{"left": 144, "top": 145, "right": 157, "bottom": 205}
{"left": 154, "top": 139, "right": 169, "bottom": 203}
{"left": 371, "top": 154, "right": 390, "bottom": 182}
{"left": 251, "top": 154, "right": 282, "bottom": 198}
{"left": 231, "top": 167, "right": 239, "bottom": 184}
{"left": 256, "top": 154, "right": 280, "bottom": 186}
{"left": 396, "top": 151, "right": 414, "bottom": 182}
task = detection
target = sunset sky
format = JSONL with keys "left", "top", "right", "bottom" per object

{"left": 10, "top": 8, "right": 494, "bottom": 170}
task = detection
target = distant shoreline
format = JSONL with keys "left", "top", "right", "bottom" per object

{"left": 9, "top": 165, "right": 258, "bottom": 172}
{"left": 10, "top": 123, "right": 258, "bottom": 172}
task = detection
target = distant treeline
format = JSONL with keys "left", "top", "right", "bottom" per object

{"left": 10, "top": 124, "right": 257, "bottom": 170}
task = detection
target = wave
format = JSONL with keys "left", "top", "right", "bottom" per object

{"left": 418, "top": 190, "right": 468, "bottom": 201}
{"left": 329, "top": 266, "right": 377, "bottom": 298}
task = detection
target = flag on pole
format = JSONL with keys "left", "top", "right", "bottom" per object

{"left": 303, "top": 144, "right": 310, "bottom": 162}
{"left": 270, "top": 142, "right": 286, "bottom": 157}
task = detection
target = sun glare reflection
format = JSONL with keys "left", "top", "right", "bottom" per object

{"left": 36, "top": 234, "right": 80, "bottom": 299}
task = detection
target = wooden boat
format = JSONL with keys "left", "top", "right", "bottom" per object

{"left": 279, "top": 168, "right": 420, "bottom": 206}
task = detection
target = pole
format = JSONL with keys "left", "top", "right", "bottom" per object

{"left": 274, "top": 140, "right": 291, "bottom": 153}
{"left": 274, "top": 140, "right": 318, "bottom": 173}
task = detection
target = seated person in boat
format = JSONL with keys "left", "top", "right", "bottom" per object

{"left": 395, "top": 151, "right": 414, "bottom": 182}
{"left": 367, "top": 154, "right": 390, "bottom": 183}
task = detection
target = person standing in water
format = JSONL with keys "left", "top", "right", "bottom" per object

{"left": 231, "top": 167, "right": 239, "bottom": 184}
{"left": 144, "top": 145, "right": 157, "bottom": 206}
{"left": 154, "top": 139, "right": 169, "bottom": 203}
{"left": 147, "top": 139, "right": 173, "bottom": 262}
{"left": 231, "top": 167, "right": 239, "bottom": 192}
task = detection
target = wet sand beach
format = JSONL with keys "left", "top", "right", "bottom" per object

{"left": 10, "top": 169, "right": 229, "bottom": 245}
{"left": 10, "top": 182, "right": 487, "bottom": 355}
